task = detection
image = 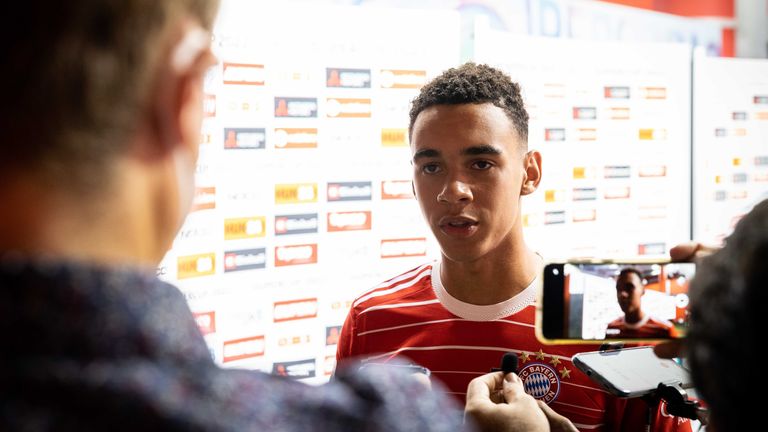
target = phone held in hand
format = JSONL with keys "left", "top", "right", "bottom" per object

{"left": 536, "top": 259, "right": 696, "bottom": 344}
{"left": 572, "top": 346, "right": 692, "bottom": 398}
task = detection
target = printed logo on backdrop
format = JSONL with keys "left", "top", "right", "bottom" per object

{"left": 191, "top": 186, "right": 216, "bottom": 212}
{"left": 379, "top": 69, "right": 426, "bottom": 89}
{"left": 275, "top": 183, "right": 318, "bottom": 204}
{"left": 275, "top": 213, "right": 319, "bottom": 236}
{"left": 380, "top": 238, "right": 427, "bottom": 259}
{"left": 278, "top": 333, "right": 312, "bottom": 348}
{"left": 324, "top": 355, "right": 336, "bottom": 376}
{"left": 176, "top": 224, "right": 216, "bottom": 243}
{"left": 638, "top": 242, "right": 666, "bottom": 255}
{"left": 326, "top": 325, "right": 342, "bottom": 346}
{"left": 224, "top": 248, "right": 266, "bottom": 272}
{"left": 274, "top": 128, "right": 318, "bottom": 149}
{"left": 327, "top": 211, "right": 371, "bottom": 232}
{"left": 381, "top": 128, "right": 408, "bottom": 147}
{"left": 572, "top": 209, "right": 597, "bottom": 223}
{"left": 519, "top": 363, "right": 560, "bottom": 404}
{"left": 203, "top": 94, "right": 216, "bottom": 118}
{"left": 326, "top": 98, "right": 371, "bottom": 118}
{"left": 223, "top": 335, "right": 265, "bottom": 363}
{"left": 272, "top": 359, "right": 316, "bottom": 379}
{"left": 274, "top": 244, "right": 318, "bottom": 267}
{"left": 608, "top": 107, "right": 630, "bottom": 119}
{"left": 381, "top": 180, "right": 413, "bottom": 200}
{"left": 224, "top": 216, "right": 266, "bottom": 240}
{"left": 273, "top": 298, "right": 318, "bottom": 322}
{"left": 274, "top": 97, "right": 318, "bottom": 118}
{"left": 544, "top": 128, "right": 565, "bottom": 142}
{"left": 604, "top": 86, "right": 630, "bottom": 99}
{"left": 177, "top": 253, "right": 216, "bottom": 279}
{"left": 572, "top": 107, "right": 596, "bottom": 120}
{"left": 604, "top": 165, "right": 631, "bottom": 179}
{"left": 224, "top": 128, "right": 266, "bottom": 150}
{"left": 327, "top": 181, "right": 372, "bottom": 202}
{"left": 544, "top": 211, "right": 566, "bottom": 225}
{"left": 193, "top": 311, "right": 216, "bottom": 335}
{"left": 222, "top": 62, "right": 265, "bottom": 86}
{"left": 640, "top": 86, "right": 666, "bottom": 99}
{"left": 326, "top": 67, "right": 371, "bottom": 88}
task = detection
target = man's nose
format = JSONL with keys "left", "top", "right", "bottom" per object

{"left": 437, "top": 179, "right": 472, "bottom": 204}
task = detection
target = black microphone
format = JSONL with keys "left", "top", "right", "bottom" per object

{"left": 491, "top": 352, "right": 518, "bottom": 374}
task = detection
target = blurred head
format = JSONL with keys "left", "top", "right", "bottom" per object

{"left": 0, "top": 0, "right": 218, "bottom": 189}
{"left": 408, "top": 63, "right": 540, "bottom": 263}
{"left": 688, "top": 199, "right": 768, "bottom": 431}
{"left": 615, "top": 268, "right": 644, "bottom": 314}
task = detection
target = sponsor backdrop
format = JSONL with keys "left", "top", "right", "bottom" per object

{"left": 158, "top": 1, "right": 761, "bottom": 385}
{"left": 474, "top": 24, "right": 693, "bottom": 259}
{"left": 158, "top": 1, "right": 458, "bottom": 383}
{"left": 692, "top": 51, "right": 768, "bottom": 245}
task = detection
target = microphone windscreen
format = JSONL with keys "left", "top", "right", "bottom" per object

{"left": 501, "top": 352, "right": 518, "bottom": 374}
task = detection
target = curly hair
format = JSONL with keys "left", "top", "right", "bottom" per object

{"left": 408, "top": 63, "right": 528, "bottom": 144}
{"left": 687, "top": 199, "right": 768, "bottom": 431}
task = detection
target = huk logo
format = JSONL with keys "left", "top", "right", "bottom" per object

{"left": 327, "top": 181, "right": 372, "bottom": 202}
{"left": 275, "top": 183, "right": 318, "bottom": 204}
{"left": 274, "top": 97, "right": 317, "bottom": 118}
{"left": 224, "top": 248, "right": 266, "bottom": 272}
{"left": 381, "top": 180, "right": 413, "bottom": 200}
{"left": 177, "top": 253, "right": 216, "bottom": 279}
{"left": 224, "top": 216, "right": 266, "bottom": 240}
{"left": 380, "top": 238, "right": 427, "bottom": 259}
{"left": 222, "top": 62, "right": 265, "bottom": 86}
{"left": 327, "top": 211, "right": 371, "bottom": 232}
{"left": 381, "top": 128, "right": 408, "bottom": 147}
{"left": 274, "top": 244, "right": 318, "bottom": 267}
{"left": 639, "top": 128, "right": 667, "bottom": 140}
{"left": 223, "top": 128, "right": 266, "bottom": 150}
{"left": 222, "top": 335, "right": 265, "bottom": 363}
{"left": 519, "top": 363, "right": 560, "bottom": 404}
{"left": 193, "top": 311, "right": 216, "bottom": 335}
{"left": 273, "top": 298, "right": 318, "bottom": 322}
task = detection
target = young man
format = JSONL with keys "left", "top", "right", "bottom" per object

{"left": 606, "top": 269, "right": 678, "bottom": 339}
{"left": 337, "top": 63, "right": 689, "bottom": 432}
{"left": 0, "top": 3, "right": 558, "bottom": 430}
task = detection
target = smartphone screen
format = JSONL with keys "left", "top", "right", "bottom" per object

{"left": 540, "top": 261, "right": 695, "bottom": 342}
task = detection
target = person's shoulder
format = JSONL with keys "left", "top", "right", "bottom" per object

{"left": 350, "top": 262, "right": 435, "bottom": 311}
{"left": 606, "top": 317, "right": 624, "bottom": 328}
{"left": 646, "top": 316, "right": 674, "bottom": 329}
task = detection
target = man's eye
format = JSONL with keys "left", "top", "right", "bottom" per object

{"left": 472, "top": 160, "right": 493, "bottom": 170}
{"left": 422, "top": 164, "right": 441, "bottom": 174}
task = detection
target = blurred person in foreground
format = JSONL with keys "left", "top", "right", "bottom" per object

{"left": 656, "top": 198, "right": 768, "bottom": 432}
{"left": 0, "top": 1, "right": 565, "bottom": 431}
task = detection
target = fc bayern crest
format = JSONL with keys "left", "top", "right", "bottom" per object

{"left": 518, "top": 362, "right": 561, "bottom": 404}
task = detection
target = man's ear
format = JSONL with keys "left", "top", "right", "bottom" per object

{"left": 148, "top": 25, "right": 213, "bottom": 158}
{"left": 520, "top": 150, "right": 542, "bottom": 196}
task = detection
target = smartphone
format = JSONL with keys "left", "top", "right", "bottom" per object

{"left": 572, "top": 346, "right": 692, "bottom": 397}
{"left": 537, "top": 259, "right": 695, "bottom": 343}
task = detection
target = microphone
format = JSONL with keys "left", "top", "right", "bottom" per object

{"left": 491, "top": 352, "right": 519, "bottom": 375}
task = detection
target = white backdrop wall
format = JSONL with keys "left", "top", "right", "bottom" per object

{"left": 473, "top": 24, "right": 693, "bottom": 259}
{"left": 693, "top": 51, "right": 768, "bottom": 245}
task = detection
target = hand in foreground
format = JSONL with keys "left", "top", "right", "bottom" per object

{"left": 465, "top": 372, "right": 577, "bottom": 432}
{"left": 655, "top": 242, "right": 719, "bottom": 359}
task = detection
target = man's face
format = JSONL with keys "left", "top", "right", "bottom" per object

{"left": 410, "top": 103, "right": 532, "bottom": 263}
{"left": 616, "top": 272, "right": 644, "bottom": 313}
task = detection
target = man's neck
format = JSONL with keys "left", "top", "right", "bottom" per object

{"left": 0, "top": 163, "right": 171, "bottom": 268}
{"left": 624, "top": 310, "right": 645, "bottom": 325}
{"left": 439, "top": 243, "right": 540, "bottom": 306}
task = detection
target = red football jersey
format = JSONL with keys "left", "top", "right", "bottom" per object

{"left": 606, "top": 315, "right": 680, "bottom": 339}
{"left": 337, "top": 262, "right": 691, "bottom": 432}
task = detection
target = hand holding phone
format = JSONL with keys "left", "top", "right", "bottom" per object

{"left": 537, "top": 260, "right": 696, "bottom": 343}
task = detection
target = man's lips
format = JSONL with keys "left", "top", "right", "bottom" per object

{"left": 438, "top": 216, "right": 478, "bottom": 237}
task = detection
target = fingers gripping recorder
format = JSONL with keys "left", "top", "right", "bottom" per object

{"left": 491, "top": 353, "right": 519, "bottom": 401}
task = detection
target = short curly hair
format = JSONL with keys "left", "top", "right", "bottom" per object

{"left": 687, "top": 198, "right": 768, "bottom": 431}
{"left": 408, "top": 63, "right": 528, "bottom": 144}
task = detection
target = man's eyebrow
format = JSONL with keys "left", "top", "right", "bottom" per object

{"left": 462, "top": 145, "right": 503, "bottom": 156}
{"left": 412, "top": 148, "right": 440, "bottom": 161}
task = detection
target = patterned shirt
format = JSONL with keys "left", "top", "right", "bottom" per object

{"left": 0, "top": 255, "right": 466, "bottom": 431}
{"left": 337, "top": 261, "right": 692, "bottom": 432}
